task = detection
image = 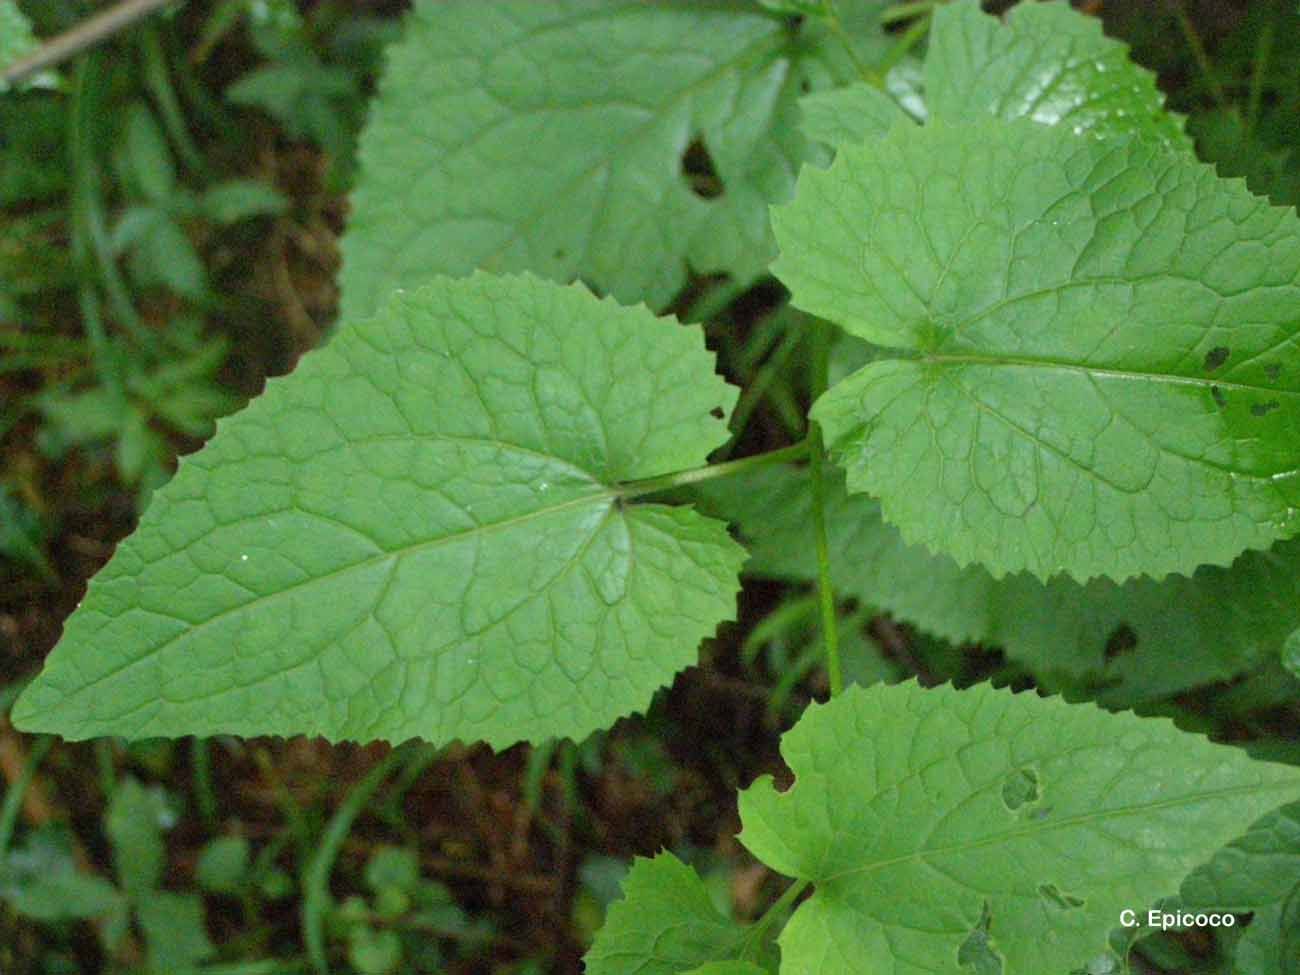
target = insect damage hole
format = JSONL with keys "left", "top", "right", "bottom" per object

{"left": 1104, "top": 623, "right": 1138, "bottom": 661}
{"left": 958, "top": 902, "right": 1003, "bottom": 975}
{"left": 681, "top": 136, "right": 724, "bottom": 199}
{"left": 1203, "top": 346, "right": 1230, "bottom": 372}
{"left": 1251, "top": 399, "right": 1281, "bottom": 417}
{"left": 1038, "top": 884, "right": 1085, "bottom": 910}
{"left": 1001, "top": 767, "right": 1040, "bottom": 811}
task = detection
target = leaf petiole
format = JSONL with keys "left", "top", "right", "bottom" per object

{"left": 739, "top": 877, "right": 811, "bottom": 961}
{"left": 615, "top": 440, "right": 811, "bottom": 499}
{"left": 807, "top": 321, "right": 843, "bottom": 696}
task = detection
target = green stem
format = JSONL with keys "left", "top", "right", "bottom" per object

{"left": 191, "top": 737, "right": 218, "bottom": 827}
{"left": 1169, "top": 0, "right": 1225, "bottom": 107}
{"left": 0, "top": 736, "right": 53, "bottom": 857}
{"left": 616, "top": 440, "right": 810, "bottom": 499}
{"left": 808, "top": 322, "right": 842, "bottom": 697}
{"left": 876, "top": 10, "right": 933, "bottom": 79}
{"left": 69, "top": 55, "right": 154, "bottom": 356}
{"left": 303, "top": 745, "right": 409, "bottom": 975}
{"left": 740, "top": 878, "right": 810, "bottom": 960}
{"left": 880, "top": 1, "right": 936, "bottom": 26}
{"left": 140, "top": 24, "right": 205, "bottom": 175}
{"left": 719, "top": 323, "right": 808, "bottom": 459}
{"left": 822, "top": 0, "right": 884, "bottom": 89}
{"left": 1245, "top": 19, "right": 1274, "bottom": 142}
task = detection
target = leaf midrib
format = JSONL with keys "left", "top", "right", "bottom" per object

{"left": 49, "top": 488, "right": 621, "bottom": 705}
{"left": 922, "top": 352, "right": 1300, "bottom": 399}
{"left": 818, "top": 778, "right": 1300, "bottom": 885}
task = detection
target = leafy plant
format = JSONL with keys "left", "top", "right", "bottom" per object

{"left": 12, "top": 1, "right": 1300, "bottom": 973}
{"left": 1, "top": 778, "right": 216, "bottom": 972}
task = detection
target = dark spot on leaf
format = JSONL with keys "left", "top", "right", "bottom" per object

{"left": 709, "top": 406, "right": 725, "bottom": 419}
{"left": 1251, "top": 400, "right": 1281, "bottom": 417}
{"left": 553, "top": 248, "right": 566, "bottom": 260}
{"left": 800, "top": 78, "right": 812, "bottom": 93}
{"left": 1001, "top": 768, "right": 1039, "bottom": 811}
{"left": 681, "top": 137, "right": 724, "bottom": 199}
{"left": 1203, "top": 346, "right": 1230, "bottom": 372}
{"left": 1211, "top": 385, "right": 1227, "bottom": 409}
{"left": 1039, "top": 884, "right": 1085, "bottom": 910}
{"left": 958, "top": 903, "right": 1003, "bottom": 975}
{"left": 1104, "top": 623, "right": 1137, "bottom": 661}
{"left": 1265, "top": 364, "right": 1282, "bottom": 382}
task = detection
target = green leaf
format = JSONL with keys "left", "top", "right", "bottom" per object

{"left": 196, "top": 836, "right": 251, "bottom": 893}
{"left": 0, "top": 1, "right": 49, "bottom": 92}
{"left": 682, "top": 963, "right": 770, "bottom": 975}
{"left": 106, "top": 777, "right": 170, "bottom": 900}
{"left": 0, "top": 484, "right": 55, "bottom": 581}
{"left": 1176, "top": 800, "right": 1300, "bottom": 974}
{"left": 738, "top": 681, "right": 1300, "bottom": 975}
{"left": 339, "top": 1, "right": 886, "bottom": 320}
{"left": 698, "top": 465, "right": 1300, "bottom": 702}
{"left": 777, "top": 118, "right": 1300, "bottom": 581}
{"left": 12, "top": 273, "right": 743, "bottom": 748}
{"left": 348, "top": 926, "right": 403, "bottom": 975}
{"left": 583, "top": 853, "right": 748, "bottom": 975}
{"left": 124, "top": 103, "right": 177, "bottom": 203}
{"left": 136, "top": 891, "right": 216, "bottom": 970}
{"left": 799, "top": 81, "right": 910, "bottom": 148}
{"left": 129, "top": 216, "right": 207, "bottom": 298}
{"left": 0, "top": 862, "right": 123, "bottom": 921}
{"left": 200, "top": 180, "right": 289, "bottom": 223}
{"left": 925, "top": 0, "right": 1188, "bottom": 149}
{"left": 1285, "top": 628, "right": 1300, "bottom": 679}
{"left": 364, "top": 846, "right": 419, "bottom": 894}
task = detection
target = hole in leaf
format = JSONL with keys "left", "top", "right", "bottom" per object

{"left": 1000, "top": 768, "right": 1039, "bottom": 811}
{"left": 1203, "top": 346, "right": 1230, "bottom": 372}
{"left": 1039, "top": 883, "right": 1085, "bottom": 910}
{"left": 1211, "top": 385, "right": 1227, "bottom": 409}
{"left": 681, "top": 137, "right": 725, "bottom": 199}
{"left": 1104, "top": 623, "right": 1138, "bottom": 661}
{"left": 1251, "top": 400, "right": 1281, "bottom": 417}
{"left": 1265, "top": 364, "right": 1282, "bottom": 382}
{"left": 958, "top": 903, "right": 1003, "bottom": 975}
{"left": 709, "top": 406, "right": 725, "bottom": 419}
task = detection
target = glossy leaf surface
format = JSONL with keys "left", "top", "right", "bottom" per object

{"left": 698, "top": 465, "right": 1300, "bottom": 702}
{"left": 339, "top": 0, "right": 887, "bottom": 320}
{"left": 778, "top": 119, "right": 1300, "bottom": 581}
{"left": 738, "top": 682, "right": 1300, "bottom": 975}
{"left": 13, "top": 274, "right": 743, "bottom": 747}
{"left": 584, "top": 853, "right": 754, "bottom": 975}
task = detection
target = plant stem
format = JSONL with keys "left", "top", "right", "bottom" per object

{"left": 302, "top": 745, "right": 409, "bottom": 975}
{"left": 140, "top": 24, "right": 205, "bottom": 175}
{"left": 1245, "top": 19, "right": 1274, "bottom": 142}
{"left": 876, "top": 11, "right": 933, "bottom": 79}
{"left": 719, "top": 321, "right": 808, "bottom": 459}
{"left": 191, "top": 737, "right": 217, "bottom": 827}
{"left": 2, "top": 0, "right": 178, "bottom": 88}
{"left": 880, "top": 1, "right": 936, "bottom": 26}
{"left": 741, "top": 878, "right": 810, "bottom": 960}
{"left": 0, "top": 736, "right": 53, "bottom": 857}
{"left": 69, "top": 55, "right": 154, "bottom": 357}
{"left": 616, "top": 440, "right": 810, "bottom": 499}
{"left": 821, "top": 0, "right": 884, "bottom": 89}
{"left": 807, "top": 322, "right": 843, "bottom": 697}
{"left": 1168, "top": 0, "right": 1225, "bottom": 107}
